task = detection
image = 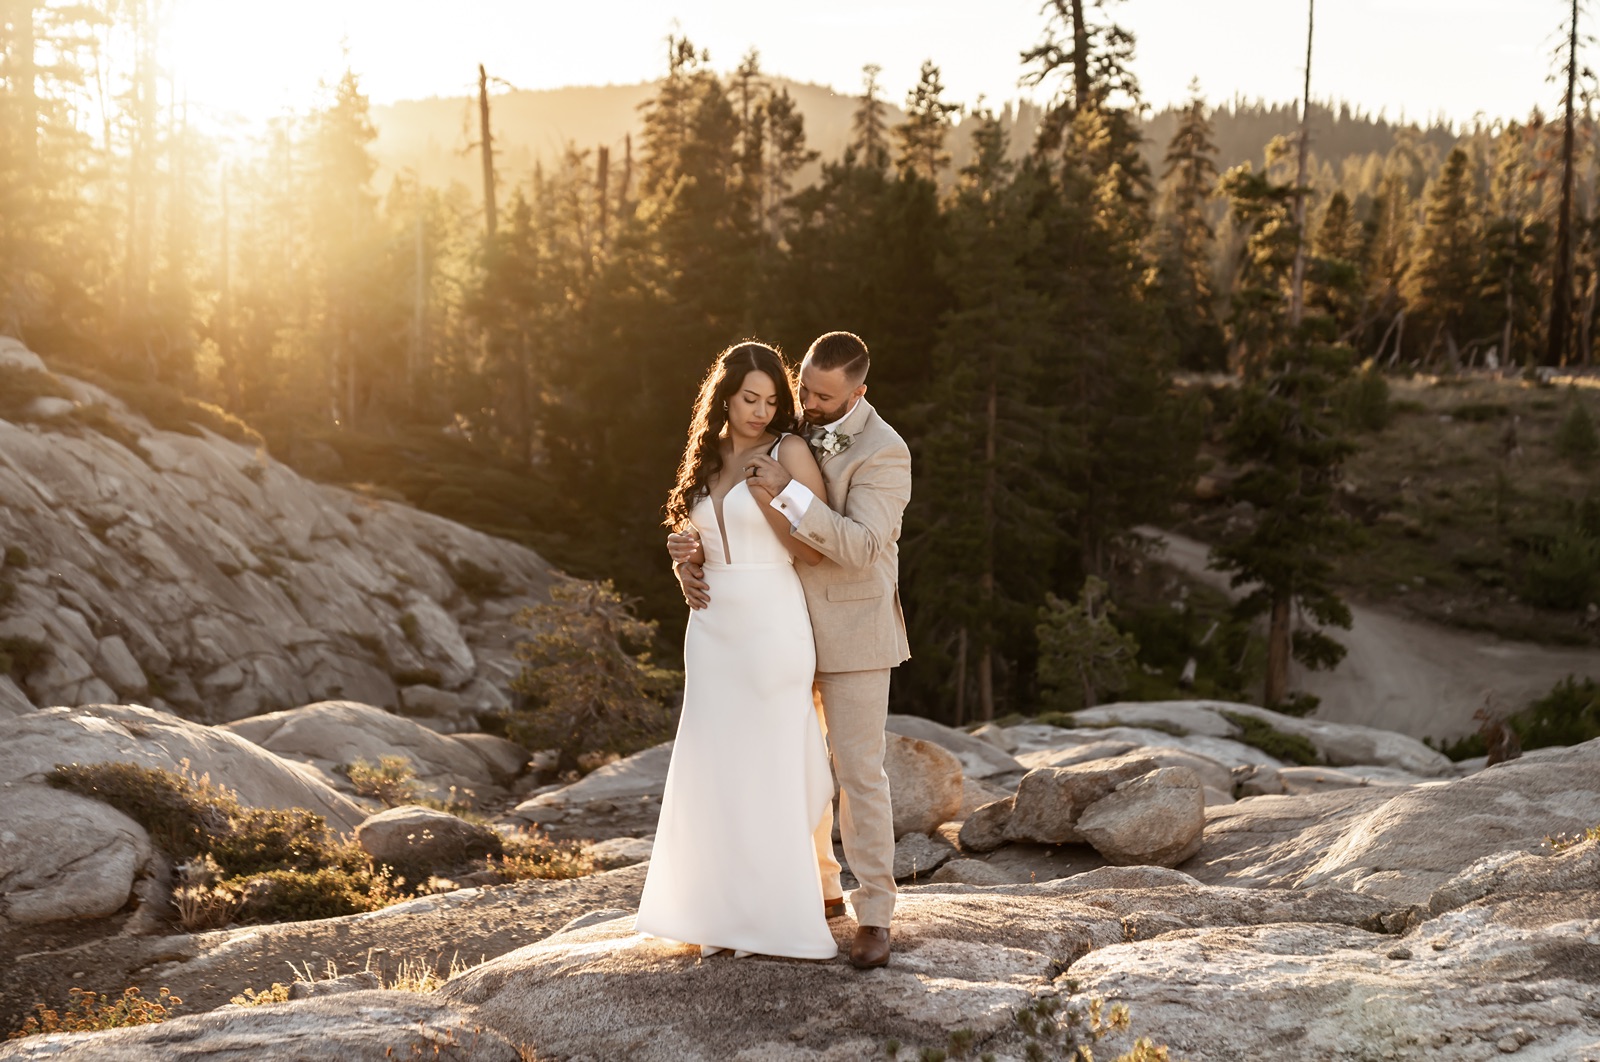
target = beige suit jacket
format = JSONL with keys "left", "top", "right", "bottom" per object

{"left": 790, "top": 398, "right": 912, "bottom": 674}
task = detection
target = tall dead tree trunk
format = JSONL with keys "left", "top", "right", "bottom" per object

{"left": 978, "top": 363, "right": 998, "bottom": 722}
{"left": 596, "top": 144, "right": 610, "bottom": 249}
{"left": 1549, "top": 0, "right": 1580, "bottom": 366}
{"left": 478, "top": 64, "right": 496, "bottom": 240}
{"left": 1289, "top": 0, "right": 1314, "bottom": 328}
{"left": 1070, "top": 0, "right": 1089, "bottom": 113}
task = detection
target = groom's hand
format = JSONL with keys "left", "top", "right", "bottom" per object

{"left": 746, "top": 454, "right": 792, "bottom": 497}
{"left": 668, "top": 532, "right": 710, "bottom": 609}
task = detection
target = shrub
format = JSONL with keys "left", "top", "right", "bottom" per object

{"left": 234, "top": 866, "right": 403, "bottom": 922}
{"left": 1522, "top": 531, "right": 1600, "bottom": 610}
{"left": 208, "top": 806, "right": 352, "bottom": 877}
{"left": 1516, "top": 675, "right": 1600, "bottom": 750}
{"left": 47, "top": 761, "right": 227, "bottom": 861}
{"left": 0, "top": 636, "right": 49, "bottom": 682}
{"left": 3, "top": 545, "right": 28, "bottom": 568}
{"left": 229, "top": 984, "right": 292, "bottom": 1007}
{"left": 8, "top": 987, "right": 182, "bottom": 1040}
{"left": 1554, "top": 400, "right": 1599, "bottom": 465}
{"left": 1339, "top": 371, "right": 1391, "bottom": 431}
{"left": 338, "top": 756, "right": 419, "bottom": 807}
{"left": 1449, "top": 401, "right": 1510, "bottom": 422}
{"left": 511, "top": 580, "right": 681, "bottom": 775}
{"left": 1220, "top": 710, "right": 1321, "bottom": 765}
{"left": 486, "top": 829, "right": 596, "bottom": 882}
{"left": 1036, "top": 577, "right": 1140, "bottom": 713}
{"left": 173, "top": 855, "right": 243, "bottom": 932}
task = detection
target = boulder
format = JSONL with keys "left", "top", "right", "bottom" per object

{"left": 958, "top": 775, "right": 1012, "bottom": 819}
{"left": 355, "top": 805, "right": 503, "bottom": 874}
{"left": 395, "top": 684, "right": 467, "bottom": 720}
{"left": 1137, "top": 745, "right": 1235, "bottom": 794}
{"left": 222, "top": 700, "right": 501, "bottom": 805}
{"left": 883, "top": 731, "right": 964, "bottom": 838}
{"left": 585, "top": 836, "right": 656, "bottom": 870}
{"left": 885, "top": 714, "right": 1023, "bottom": 779}
{"left": 0, "top": 784, "right": 154, "bottom": 924}
{"left": 0, "top": 703, "right": 366, "bottom": 831}
{"left": 1074, "top": 766, "right": 1206, "bottom": 867}
{"left": 1004, "top": 754, "right": 1158, "bottom": 845}
{"left": 958, "top": 797, "right": 1014, "bottom": 853}
{"left": 892, "top": 831, "right": 958, "bottom": 881}
{"left": 0, "top": 675, "right": 31, "bottom": 717}
{"left": 286, "top": 971, "right": 382, "bottom": 999}
{"left": 447, "top": 732, "right": 528, "bottom": 786}
{"left": 1016, "top": 738, "right": 1139, "bottom": 770}
{"left": 533, "top": 741, "right": 675, "bottom": 806}
{"left": 928, "top": 858, "right": 1013, "bottom": 886}
{"left": 969, "top": 722, "right": 1018, "bottom": 753}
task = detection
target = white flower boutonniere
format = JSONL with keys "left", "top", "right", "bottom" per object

{"left": 812, "top": 429, "right": 852, "bottom": 459}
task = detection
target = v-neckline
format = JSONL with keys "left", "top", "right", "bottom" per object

{"left": 710, "top": 478, "right": 748, "bottom": 564}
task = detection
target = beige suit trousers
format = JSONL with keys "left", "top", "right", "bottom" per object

{"left": 809, "top": 668, "right": 896, "bottom": 928}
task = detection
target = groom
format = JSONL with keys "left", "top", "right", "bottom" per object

{"left": 672, "top": 330, "right": 911, "bottom": 969}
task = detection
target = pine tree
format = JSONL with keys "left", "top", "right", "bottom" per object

{"left": 758, "top": 87, "right": 817, "bottom": 243}
{"left": 850, "top": 63, "right": 889, "bottom": 171}
{"left": 1480, "top": 122, "right": 1548, "bottom": 368}
{"left": 1155, "top": 81, "right": 1224, "bottom": 371}
{"left": 904, "top": 110, "right": 1066, "bottom": 721}
{"left": 1411, "top": 146, "right": 1480, "bottom": 364}
{"left": 894, "top": 60, "right": 960, "bottom": 183}
{"left": 1308, "top": 190, "right": 1364, "bottom": 337}
{"left": 1214, "top": 162, "right": 1359, "bottom": 712}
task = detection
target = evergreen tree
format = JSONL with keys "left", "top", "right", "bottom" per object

{"left": 1308, "top": 190, "right": 1364, "bottom": 338}
{"left": 894, "top": 60, "right": 960, "bottom": 183}
{"left": 1155, "top": 82, "right": 1224, "bottom": 371}
{"left": 850, "top": 63, "right": 890, "bottom": 171}
{"left": 1411, "top": 146, "right": 1480, "bottom": 364}
{"left": 902, "top": 110, "right": 1066, "bottom": 721}
{"left": 1214, "top": 163, "right": 1359, "bottom": 711}
{"left": 758, "top": 87, "right": 817, "bottom": 243}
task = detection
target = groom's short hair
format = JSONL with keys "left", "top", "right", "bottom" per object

{"left": 806, "top": 331, "right": 870, "bottom": 385}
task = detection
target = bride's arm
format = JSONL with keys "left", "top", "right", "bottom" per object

{"left": 748, "top": 436, "right": 827, "bottom": 566}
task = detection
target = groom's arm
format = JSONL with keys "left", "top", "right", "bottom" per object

{"left": 789, "top": 442, "right": 911, "bottom": 571}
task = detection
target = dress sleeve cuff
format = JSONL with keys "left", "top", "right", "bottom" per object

{"left": 771, "top": 480, "right": 816, "bottom": 529}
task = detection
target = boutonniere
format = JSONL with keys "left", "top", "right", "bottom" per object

{"left": 811, "top": 429, "right": 852, "bottom": 458}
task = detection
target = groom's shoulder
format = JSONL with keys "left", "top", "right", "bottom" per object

{"left": 861, "top": 407, "right": 909, "bottom": 457}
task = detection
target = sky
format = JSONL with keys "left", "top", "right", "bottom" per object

{"left": 168, "top": 0, "right": 1563, "bottom": 128}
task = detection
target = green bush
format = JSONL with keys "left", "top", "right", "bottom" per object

{"left": 208, "top": 806, "right": 356, "bottom": 877}
{"left": 1338, "top": 371, "right": 1391, "bottom": 431}
{"left": 1554, "top": 401, "right": 1599, "bottom": 465}
{"left": 234, "top": 866, "right": 401, "bottom": 922}
{"left": 1220, "top": 710, "right": 1321, "bottom": 765}
{"left": 47, "top": 762, "right": 226, "bottom": 861}
{"left": 1516, "top": 675, "right": 1600, "bottom": 750}
{"left": 1522, "top": 531, "right": 1600, "bottom": 610}
{"left": 1450, "top": 401, "right": 1510, "bottom": 422}
{"left": 0, "top": 636, "right": 48, "bottom": 681}
{"left": 337, "top": 756, "right": 419, "bottom": 807}
{"left": 1035, "top": 577, "right": 1140, "bottom": 712}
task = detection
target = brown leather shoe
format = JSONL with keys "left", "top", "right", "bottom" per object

{"left": 824, "top": 897, "right": 848, "bottom": 919}
{"left": 849, "top": 926, "right": 890, "bottom": 969}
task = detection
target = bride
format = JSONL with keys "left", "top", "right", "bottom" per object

{"left": 634, "top": 341, "right": 838, "bottom": 960}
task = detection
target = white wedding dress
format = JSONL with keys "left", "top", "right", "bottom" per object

{"left": 635, "top": 444, "right": 838, "bottom": 960}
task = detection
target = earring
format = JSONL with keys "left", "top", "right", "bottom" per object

{"left": 721, "top": 401, "right": 728, "bottom": 411}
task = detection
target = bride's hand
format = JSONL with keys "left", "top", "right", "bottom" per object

{"left": 667, "top": 530, "right": 704, "bottom": 566}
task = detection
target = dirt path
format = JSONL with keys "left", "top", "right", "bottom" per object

{"left": 1145, "top": 529, "right": 1600, "bottom": 741}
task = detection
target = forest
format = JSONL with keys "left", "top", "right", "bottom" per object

{"left": 3, "top": 0, "right": 1598, "bottom": 726}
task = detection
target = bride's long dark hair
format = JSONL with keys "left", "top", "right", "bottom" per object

{"left": 664, "top": 342, "right": 800, "bottom": 530}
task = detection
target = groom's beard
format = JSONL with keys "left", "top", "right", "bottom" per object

{"left": 803, "top": 401, "right": 851, "bottom": 425}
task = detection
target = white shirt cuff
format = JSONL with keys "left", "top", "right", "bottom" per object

{"left": 771, "top": 480, "right": 816, "bottom": 529}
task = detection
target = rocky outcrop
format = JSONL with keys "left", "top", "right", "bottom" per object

{"left": 1188, "top": 737, "right": 1600, "bottom": 904}
{"left": 0, "top": 703, "right": 366, "bottom": 829}
{"left": 222, "top": 700, "right": 507, "bottom": 805}
{"left": 0, "top": 340, "right": 555, "bottom": 723}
